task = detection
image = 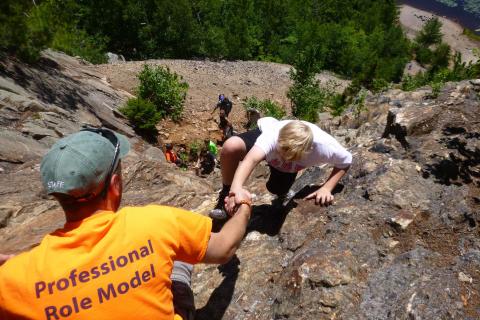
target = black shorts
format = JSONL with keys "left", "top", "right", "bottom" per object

{"left": 237, "top": 129, "right": 297, "bottom": 195}
{"left": 172, "top": 280, "right": 195, "bottom": 320}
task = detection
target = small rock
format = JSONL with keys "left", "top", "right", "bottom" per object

{"left": 458, "top": 272, "right": 473, "bottom": 283}
{"left": 387, "top": 240, "right": 399, "bottom": 248}
{"left": 469, "top": 79, "right": 480, "bottom": 86}
{"left": 390, "top": 210, "right": 416, "bottom": 230}
{"left": 0, "top": 167, "right": 4, "bottom": 174}
{"left": 0, "top": 205, "right": 22, "bottom": 227}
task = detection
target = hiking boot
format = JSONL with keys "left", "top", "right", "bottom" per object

{"left": 208, "top": 190, "right": 229, "bottom": 220}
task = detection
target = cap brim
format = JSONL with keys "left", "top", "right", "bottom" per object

{"left": 114, "top": 132, "right": 131, "bottom": 158}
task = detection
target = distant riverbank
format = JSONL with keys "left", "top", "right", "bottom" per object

{"left": 399, "top": 4, "right": 480, "bottom": 63}
{"left": 397, "top": 0, "right": 480, "bottom": 35}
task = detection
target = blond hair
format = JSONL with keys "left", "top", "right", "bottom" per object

{"left": 277, "top": 121, "right": 313, "bottom": 161}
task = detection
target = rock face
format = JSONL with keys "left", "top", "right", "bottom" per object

{"left": 0, "top": 51, "right": 479, "bottom": 319}
{"left": 193, "top": 82, "right": 480, "bottom": 319}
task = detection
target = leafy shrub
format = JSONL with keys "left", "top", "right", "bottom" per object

{"left": 287, "top": 69, "right": 345, "bottom": 121}
{"left": 137, "top": 64, "right": 188, "bottom": 121}
{"left": 120, "top": 65, "right": 189, "bottom": 138}
{"left": 415, "top": 46, "right": 433, "bottom": 66}
{"left": 402, "top": 51, "right": 480, "bottom": 93}
{"left": 242, "top": 97, "right": 286, "bottom": 119}
{"left": 371, "top": 78, "right": 391, "bottom": 93}
{"left": 119, "top": 98, "right": 160, "bottom": 135}
{"left": 415, "top": 18, "right": 443, "bottom": 47}
{"left": 188, "top": 140, "right": 202, "bottom": 162}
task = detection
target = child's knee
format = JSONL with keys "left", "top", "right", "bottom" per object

{"left": 221, "top": 137, "right": 246, "bottom": 158}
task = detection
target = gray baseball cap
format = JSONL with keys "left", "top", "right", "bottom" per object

{"left": 40, "top": 128, "right": 130, "bottom": 199}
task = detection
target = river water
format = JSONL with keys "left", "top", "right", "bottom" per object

{"left": 398, "top": 0, "right": 480, "bottom": 35}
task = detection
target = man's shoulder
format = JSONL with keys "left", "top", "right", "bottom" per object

{"left": 119, "top": 205, "right": 201, "bottom": 221}
{"left": 119, "top": 205, "right": 179, "bottom": 216}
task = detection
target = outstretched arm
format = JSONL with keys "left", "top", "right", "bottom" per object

{"left": 211, "top": 103, "right": 219, "bottom": 114}
{"left": 202, "top": 189, "right": 252, "bottom": 264}
{"left": 225, "top": 146, "right": 265, "bottom": 213}
{"left": 305, "top": 166, "right": 350, "bottom": 205}
{"left": 230, "top": 146, "right": 265, "bottom": 192}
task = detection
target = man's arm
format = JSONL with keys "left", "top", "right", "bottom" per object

{"left": 202, "top": 189, "right": 251, "bottom": 264}
{"left": 305, "top": 166, "right": 350, "bottom": 205}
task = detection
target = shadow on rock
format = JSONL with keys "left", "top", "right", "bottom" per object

{"left": 195, "top": 255, "right": 240, "bottom": 320}
{"left": 246, "top": 202, "right": 295, "bottom": 236}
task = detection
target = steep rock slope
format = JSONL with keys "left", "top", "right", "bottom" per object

{"left": 191, "top": 81, "right": 480, "bottom": 319}
{"left": 0, "top": 51, "right": 479, "bottom": 319}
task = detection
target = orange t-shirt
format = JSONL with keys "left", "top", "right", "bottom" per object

{"left": 0, "top": 205, "right": 212, "bottom": 319}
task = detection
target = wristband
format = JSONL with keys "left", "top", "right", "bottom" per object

{"left": 236, "top": 199, "right": 252, "bottom": 208}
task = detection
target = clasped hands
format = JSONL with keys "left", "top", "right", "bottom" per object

{"left": 224, "top": 188, "right": 252, "bottom": 216}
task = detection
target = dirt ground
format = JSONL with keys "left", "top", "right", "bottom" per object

{"left": 399, "top": 4, "right": 480, "bottom": 64}
{"left": 94, "top": 60, "right": 291, "bottom": 146}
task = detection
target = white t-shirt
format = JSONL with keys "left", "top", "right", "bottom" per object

{"left": 254, "top": 117, "right": 352, "bottom": 173}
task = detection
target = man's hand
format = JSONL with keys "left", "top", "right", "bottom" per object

{"left": 0, "top": 254, "right": 14, "bottom": 266}
{"left": 225, "top": 188, "right": 252, "bottom": 215}
{"left": 305, "top": 187, "right": 334, "bottom": 206}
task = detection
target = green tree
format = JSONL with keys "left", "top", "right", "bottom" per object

{"left": 415, "top": 17, "right": 443, "bottom": 47}
{"left": 119, "top": 98, "right": 161, "bottom": 135}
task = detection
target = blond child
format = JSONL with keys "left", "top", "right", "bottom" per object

{"left": 210, "top": 117, "right": 352, "bottom": 218}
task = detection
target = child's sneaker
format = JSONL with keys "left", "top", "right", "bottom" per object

{"left": 209, "top": 208, "right": 228, "bottom": 220}
{"left": 208, "top": 190, "right": 229, "bottom": 220}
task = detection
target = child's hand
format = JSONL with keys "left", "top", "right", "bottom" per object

{"left": 305, "top": 187, "right": 334, "bottom": 206}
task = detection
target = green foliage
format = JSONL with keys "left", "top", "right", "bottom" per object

{"left": 462, "top": 28, "right": 480, "bottom": 42}
{"left": 415, "top": 45, "right": 433, "bottom": 65}
{"left": 371, "top": 78, "right": 391, "bottom": 93}
{"left": 402, "top": 51, "right": 480, "bottom": 93}
{"left": 430, "top": 82, "right": 443, "bottom": 98}
{"left": 1, "top": 0, "right": 411, "bottom": 89}
{"left": 50, "top": 27, "right": 107, "bottom": 64}
{"left": 242, "top": 97, "right": 286, "bottom": 120}
{"left": 120, "top": 65, "right": 189, "bottom": 134}
{"left": 188, "top": 140, "right": 202, "bottom": 161}
{"left": 119, "top": 98, "right": 161, "bottom": 134}
{"left": 287, "top": 67, "right": 344, "bottom": 121}
{"left": 415, "top": 18, "right": 443, "bottom": 47}
{"left": 137, "top": 64, "right": 188, "bottom": 121}
{"left": 0, "top": 1, "right": 46, "bottom": 61}
{"left": 287, "top": 74, "right": 324, "bottom": 122}
{"left": 351, "top": 89, "right": 369, "bottom": 118}
{"left": 429, "top": 43, "right": 451, "bottom": 72}
{"left": 405, "top": 15, "right": 471, "bottom": 94}
{"left": 0, "top": 0, "right": 107, "bottom": 63}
